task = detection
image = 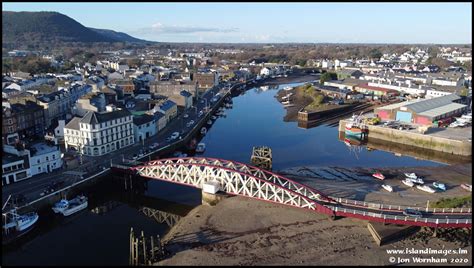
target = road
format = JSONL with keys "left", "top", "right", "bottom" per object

{"left": 2, "top": 81, "right": 236, "bottom": 209}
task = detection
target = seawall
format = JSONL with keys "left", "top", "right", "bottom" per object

{"left": 339, "top": 120, "right": 471, "bottom": 156}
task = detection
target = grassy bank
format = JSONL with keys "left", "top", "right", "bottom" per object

{"left": 430, "top": 195, "right": 472, "bottom": 208}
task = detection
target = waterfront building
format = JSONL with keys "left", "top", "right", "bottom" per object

{"left": 2, "top": 152, "right": 30, "bottom": 186}
{"left": 374, "top": 94, "right": 467, "bottom": 125}
{"left": 28, "top": 143, "right": 63, "bottom": 176}
{"left": 64, "top": 108, "right": 134, "bottom": 156}
{"left": 193, "top": 71, "right": 219, "bottom": 90}
{"left": 133, "top": 114, "right": 157, "bottom": 142}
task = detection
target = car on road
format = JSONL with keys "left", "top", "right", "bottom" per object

{"left": 132, "top": 154, "right": 138, "bottom": 160}
{"left": 198, "top": 111, "right": 204, "bottom": 117}
{"left": 186, "top": 120, "right": 195, "bottom": 127}
{"left": 170, "top": 132, "right": 180, "bottom": 140}
{"left": 183, "top": 113, "right": 189, "bottom": 118}
{"left": 403, "top": 208, "right": 423, "bottom": 218}
{"left": 149, "top": 143, "right": 159, "bottom": 150}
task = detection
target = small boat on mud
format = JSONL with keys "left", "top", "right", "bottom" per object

{"left": 372, "top": 173, "right": 385, "bottom": 180}
{"left": 416, "top": 185, "right": 436, "bottom": 193}
{"left": 460, "top": 184, "right": 472, "bottom": 192}
{"left": 381, "top": 184, "right": 393, "bottom": 192}
{"left": 402, "top": 179, "right": 415, "bottom": 187}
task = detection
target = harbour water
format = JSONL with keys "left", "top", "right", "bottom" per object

{"left": 2, "top": 82, "right": 447, "bottom": 266}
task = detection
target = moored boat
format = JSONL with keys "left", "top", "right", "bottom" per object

{"left": 381, "top": 184, "right": 393, "bottom": 192}
{"left": 460, "top": 184, "right": 472, "bottom": 192}
{"left": 201, "top": 127, "right": 207, "bottom": 135}
{"left": 283, "top": 86, "right": 293, "bottom": 91}
{"left": 404, "top": 173, "right": 418, "bottom": 179}
{"left": 432, "top": 182, "right": 446, "bottom": 191}
{"left": 53, "top": 195, "right": 88, "bottom": 216}
{"left": 402, "top": 179, "right": 415, "bottom": 187}
{"left": 195, "top": 143, "right": 206, "bottom": 153}
{"left": 2, "top": 209, "right": 39, "bottom": 245}
{"left": 207, "top": 120, "right": 212, "bottom": 125}
{"left": 416, "top": 185, "right": 436, "bottom": 193}
{"left": 372, "top": 172, "right": 385, "bottom": 180}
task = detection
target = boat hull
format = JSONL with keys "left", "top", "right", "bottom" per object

{"left": 62, "top": 201, "right": 88, "bottom": 216}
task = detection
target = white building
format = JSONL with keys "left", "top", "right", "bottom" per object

{"left": 64, "top": 109, "right": 134, "bottom": 156}
{"left": 29, "top": 143, "right": 63, "bottom": 176}
{"left": 2, "top": 151, "right": 30, "bottom": 186}
{"left": 260, "top": 67, "right": 272, "bottom": 77}
{"left": 133, "top": 114, "right": 157, "bottom": 143}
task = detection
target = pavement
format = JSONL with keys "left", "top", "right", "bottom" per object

{"left": 2, "top": 81, "right": 238, "bottom": 209}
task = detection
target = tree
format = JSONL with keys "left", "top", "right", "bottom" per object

{"left": 369, "top": 48, "right": 382, "bottom": 60}
{"left": 320, "top": 72, "right": 337, "bottom": 84}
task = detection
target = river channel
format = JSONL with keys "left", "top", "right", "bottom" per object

{"left": 2, "top": 82, "right": 445, "bottom": 265}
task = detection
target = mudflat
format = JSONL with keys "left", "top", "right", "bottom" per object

{"left": 157, "top": 196, "right": 471, "bottom": 266}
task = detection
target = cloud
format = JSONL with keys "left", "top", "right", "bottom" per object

{"left": 136, "top": 22, "right": 239, "bottom": 34}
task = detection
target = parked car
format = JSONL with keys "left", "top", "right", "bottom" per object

{"left": 403, "top": 208, "right": 423, "bottom": 218}
{"left": 170, "top": 132, "right": 180, "bottom": 140}
{"left": 132, "top": 154, "right": 138, "bottom": 160}
{"left": 183, "top": 113, "right": 189, "bottom": 118}
{"left": 198, "top": 111, "right": 204, "bottom": 117}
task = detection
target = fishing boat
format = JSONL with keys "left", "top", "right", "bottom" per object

{"left": 416, "top": 185, "right": 436, "bottom": 193}
{"left": 2, "top": 208, "right": 39, "bottom": 245}
{"left": 432, "top": 182, "right": 446, "bottom": 191}
{"left": 402, "top": 179, "right": 415, "bottom": 187}
{"left": 460, "top": 184, "right": 472, "bottom": 192}
{"left": 195, "top": 143, "right": 206, "bottom": 153}
{"left": 372, "top": 172, "right": 385, "bottom": 180}
{"left": 344, "top": 114, "right": 368, "bottom": 139}
{"left": 53, "top": 195, "right": 88, "bottom": 216}
{"left": 381, "top": 184, "right": 393, "bottom": 192}
{"left": 200, "top": 127, "right": 207, "bottom": 135}
{"left": 404, "top": 173, "right": 418, "bottom": 179}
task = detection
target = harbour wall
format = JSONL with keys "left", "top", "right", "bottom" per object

{"left": 339, "top": 120, "right": 471, "bottom": 156}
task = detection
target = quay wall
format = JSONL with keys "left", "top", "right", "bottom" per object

{"left": 339, "top": 120, "right": 471, "bottom": 156}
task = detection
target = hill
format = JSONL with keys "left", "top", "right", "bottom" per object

{"left": 2, "top": 11, "right": 152, "bottom": 48}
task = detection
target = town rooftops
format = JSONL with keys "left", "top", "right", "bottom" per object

{"left": 356, "top": 83, "right": 400, "bottom": 94}
{"left": 36, "top": 90, "right": 67, "bottom": 103}
{"left": 30, "top": 142, "right": 59, "bottom": 156}
{"left": 81, "top": 109, "right": 131, "bottom": 125}
{"left": 159, "top": 99, "right": 177, "bottom": 111}
{"left": 2, "top": 152, "right": 24, "bottom": 165}
{"left": 64, "top": 117, "right": 81, "bottom": 130}
{"left": 133, "top": 114, "right": 155, "bottom": 126}
{"left": 404, "top": 94, "right": 461, "bottom": 113}
{"left": 180, "top": 90, "right": 192, "bottom": 97}
{"left": 418, "top": 102, "right": 467, "bottom": 119}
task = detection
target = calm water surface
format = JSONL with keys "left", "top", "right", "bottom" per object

{"left": 2, "top": 82, "right": 443, "bottom": 265}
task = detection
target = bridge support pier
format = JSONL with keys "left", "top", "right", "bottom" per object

{"left": 202, "top": 191, "right": 227, "bottom": 206}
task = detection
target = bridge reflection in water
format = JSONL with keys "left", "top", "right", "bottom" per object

{"left": 112, "top": 157, "right": 471, "bottom": 229}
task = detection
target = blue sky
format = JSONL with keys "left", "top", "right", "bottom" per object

{"left": 2, "top": 2, "right": 472, "bottom": 43}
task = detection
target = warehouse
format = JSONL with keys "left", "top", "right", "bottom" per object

{"left": 374, "top": 94, "right": 467, "bottom": 126}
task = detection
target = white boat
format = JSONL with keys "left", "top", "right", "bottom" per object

{"left": 211, "top": 116, "right": 217, "bottom": 120}
{"left": 416, "top": 185, "right": 436, "bottom": 193}
{"left": 432, "top": 182, "right": 446, "bottom": 191}
{"left": 201, "top": 127, "right": 207, "bottom": 135}
{"left": 381, "top": 184, "right": 393, "bottom": 192}
{"left": 207, "top": 120, "right": 212, "bottom": 125}
{"left": 3, "top": 209, "right": 39, "bottom": 232}
{"left": 2, "top": 209, "right": 39, "bottom": 245}
{"left": 461, "top": 184, "right": 472, "bottom": 192}
{"left": 283, "top": 86, "right": 293, "bottom": 91}
{"left": 52, "top": 199, "right": 69, "bottom": 213}
{"left": 283, "top": 104, "right": 295, "bottom": 108}
{"left": 409, "top": 177, "right": 424, "bottom": 185}
{"left": 402, "top": 179, "right": 415, "bottom": 187}
{"left": 404, "top": 173, "right": 418, "bottom": 179}
{"left": 282, "top": 100, "right": 290, "bottom": 105}
{"left": 54, "top": 195, "right": 88, "bottom": 216}
{"left": 195, "top": 143, "right": 206, "bottom": 153}
{"left": 225, "top": 103, "right": 233, "bottom": 108}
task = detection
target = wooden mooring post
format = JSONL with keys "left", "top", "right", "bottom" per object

{"left": 129, "top": 228, "right": 165, "bottom": 265}
{"left": 250, "top": 146, "right": 272, "bottom": 170}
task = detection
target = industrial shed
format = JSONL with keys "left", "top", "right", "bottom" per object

{"left": 374, "top": 94, "right": 467, "bottom": 125}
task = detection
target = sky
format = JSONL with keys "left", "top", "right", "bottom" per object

{"left": 2, "top": 2, "right": 472, "bottom": 44}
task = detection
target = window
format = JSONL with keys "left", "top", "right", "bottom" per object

{"left": 53, "top": 155, "right": 55, "bottom": 159}
{"left": 46, "top": 157, "right": 49, "bottom": 161}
